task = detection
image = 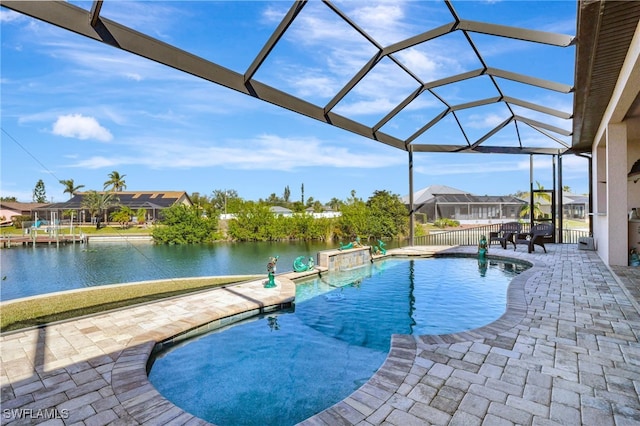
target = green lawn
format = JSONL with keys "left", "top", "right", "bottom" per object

{"left": 562, "top": 219, "right": 590, "bottom": 229}
{"left": 0, "top": 275, "right": 262, "bottom": 332}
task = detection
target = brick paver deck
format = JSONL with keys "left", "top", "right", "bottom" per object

{"left": 2, "top": 244, "right": 639, "bottom": 425}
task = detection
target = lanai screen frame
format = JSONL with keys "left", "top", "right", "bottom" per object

{"left": 1, "top": 0, "right": 577, "bottom": 243}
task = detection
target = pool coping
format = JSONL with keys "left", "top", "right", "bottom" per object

{"left": 111, "top": 247, "right": 538, "bottom": 425}
{"left": 297, "top": 249, "right": 539, "bottom": 425}
{"left": 112, "top": 277, "right": 299, "bottom": 426}
{"left": 0, "top": 275, "right": 297, "bottom": 425}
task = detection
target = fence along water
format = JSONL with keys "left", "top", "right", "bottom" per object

{"left": 414, "top": 223, "right": 589, "bottom": 247}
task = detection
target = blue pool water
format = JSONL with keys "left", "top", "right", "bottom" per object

{"left": 148, "top": 257, "right": 528, "bottom": 426}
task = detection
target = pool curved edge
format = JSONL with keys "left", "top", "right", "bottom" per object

{"left": 110, "top": 276, "right": 297, "bottom": 426}
{"left": 112, "top": 247, "right": 541, "bottom": 426}
{"left": 298, "top": 247, "right": 541, "bottom": 425}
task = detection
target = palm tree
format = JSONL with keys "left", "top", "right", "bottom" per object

{"left": 59, "top": 179, "right": 85, "bottom": 199}
{"left": 81, "top": 190, "right": 118, "bottom": 228}
{"left": 519, "top": 181, "right": 552, "bottom": 220}
{"left": 104, "top": 171, "right": 127, "bottom": 192}
{"left": 328, "top": 197, "right": 343, "bottom": 211}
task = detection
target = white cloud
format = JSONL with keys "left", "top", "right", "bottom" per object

{"left": 395, "top": 48, "right": 439, "bottom": 77}
{"left": 52, "top": 114, "right": 113, "bottom": 142}
{"left": 67, "top": 156, "right": 120, "bottom": 169}
{"left": 67, "top": 134, "right": 404, "bottom": 171}
{"left": 351, "top": 3, "right": 406, "bottom": 45}
{"left": 124, "top": 73, "right": 143, "bottom": 82}
{"left": 414, "top": 153, "right": 587, "bottom": 178}
{"left": 353, "top": 3, "right": 404, "bottom": 25}
{"left": 415, "top": 160, "right": 520, "bottom": 176}
{"left": 467, "top": 113, "right": 508, "bottom": 129}
{"left": 262, "top": 5, "right": 287, "bottom": 24}
{"left": 0, "top": 10, "right": 23, "bottom": 23}
{"left": 334, "top": 97, "right": 403, "bottom": 117}
{"left": 291, "top": 75, "right": 339, "bottom": 98}
{"left": 50, "top": 44, "right": 157, "bottom": 81}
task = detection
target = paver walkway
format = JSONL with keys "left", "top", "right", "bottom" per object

{"left": 1, "top": 244, "right": 639, "bottom": 425}
{"left": 1, "top": 276, "right": 296, "bottom": 425}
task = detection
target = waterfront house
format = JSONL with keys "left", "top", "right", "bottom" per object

{"left": 269, "top": 206, "right": 294, "bottom": 217}
{"left": 36, "top": 191, "right": 192, "bottom": 225}
{"left": 0, "top": 201, "right": 48, "bottom": 225}
{"left": 402, "top": 185, "right": 526, "bottom": 225}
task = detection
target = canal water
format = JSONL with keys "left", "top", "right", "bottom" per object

{"left": 0, "top": 240, "right": 402, "bottom": 301}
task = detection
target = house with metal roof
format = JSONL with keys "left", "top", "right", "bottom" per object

{"left": 37, "top": 191, "right": 192, "bottom": 225}
{"left": 269, "top": 206, "right": 294, "bottom": 217}
{"left": 402, "top": 185, "right": 526, "bottom": 225}
{"left": 562, "top": 193, "right": 588, "bottom": 221}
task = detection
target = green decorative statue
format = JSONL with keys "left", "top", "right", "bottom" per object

{"left": 478, "top": 257, "right": 488, "bottom": 277}
{"left": 371, "top": 240, "right": 386, "bottom": 256}
{"left": 339, "top": 236, "right": 362, "bottom": 251}
{"left": 339, "top": 241, "right": 353, "bottom": 250}
{"left": 293, "top": 256, "right": 315, "bottom": 272}
{"left": 478, "top": 234, "right": 488, "bottom": 258}
{"left": 265, "top": 255, "right": 279, "bottom": 288}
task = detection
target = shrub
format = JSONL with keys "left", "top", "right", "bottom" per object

{"left": 414, "top": 222, "right": 426, "bottom": 237}
{"left": 152, "top": 204, "right": 220, "bottom": 244}
{"left": 434, "top": 218, "right": 460, "bottom": 228}
{"left": 10, "top": 215, "right": 31, "bottom": 229}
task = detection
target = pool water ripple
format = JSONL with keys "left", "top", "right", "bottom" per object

{"left": 148, "top": 257, "right": 528, "bottom": 426}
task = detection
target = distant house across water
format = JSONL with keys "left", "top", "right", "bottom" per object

{"left": 562, "top": 193, "right": 588, "bottom": 220}
{"left": 0, "top": 201, "right": 49, "bottom": 226}
{"left": 305, "top": 206, "right": 341, "bottom": 218}
{"left": 534, "top": 192, "right": 589, "bottom": 220}
{"left": 269, "top": 206, "right": 294, "bottom": 217}
{"left": 36, "top": 191, "right": 192, "bottom": 224}
{"left": 402, "top": 185, "right": 527, "bottom": 225}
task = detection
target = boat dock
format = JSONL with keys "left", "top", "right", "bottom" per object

{"left": 0, "top": 234, "right": 85, "bottom": 248}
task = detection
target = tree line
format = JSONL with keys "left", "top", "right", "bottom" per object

{"left": 153, "top": 189, "right": 413, "bottom": 245}
{"left": 17, "top": 172, "right": 576, "bottom": 243}
{"left": 21, "top": 173, "right": 413, "bottom": 244}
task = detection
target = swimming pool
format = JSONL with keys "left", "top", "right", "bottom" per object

{"left": 148, "top": 256, "right": 528, "bottom": 426}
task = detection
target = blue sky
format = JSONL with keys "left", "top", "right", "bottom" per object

{"left": 0, "top": 0, "right": 587, "bottom": 205}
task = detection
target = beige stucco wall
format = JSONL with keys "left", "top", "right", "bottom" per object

{"left": 591, "top": 22, "right": 640, "bottom": 266}
{"left": 607, "top": 123, "right": 629, "bottom": 265}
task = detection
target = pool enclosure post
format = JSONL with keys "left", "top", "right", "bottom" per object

{"left": 557, "top": 154, "right": 564, "bottom": 243}
{"left": 581, "top": 153, "right": 594, "bottom": 236}
{"left": 530, "top": 154, "right": 535, "bottom": 228}
{"left": 408, "top": 145, "right": 415, "bottom": 246}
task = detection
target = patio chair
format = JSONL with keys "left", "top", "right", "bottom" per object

{"left": 489, "top": 222, "right": 521, "bottom": 250}
{"left": 514, "top": 223, "right": 554, "bottom": 253}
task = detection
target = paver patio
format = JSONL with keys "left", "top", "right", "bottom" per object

{"left": 1, "top": 244, "right": 639, "bottom": 425}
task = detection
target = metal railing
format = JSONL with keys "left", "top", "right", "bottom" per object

{"left": 414, "top": 223, "right": 589, "bottom": 246}
{"left": 561, "top": 228, "right": 591, "bottom": 244}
